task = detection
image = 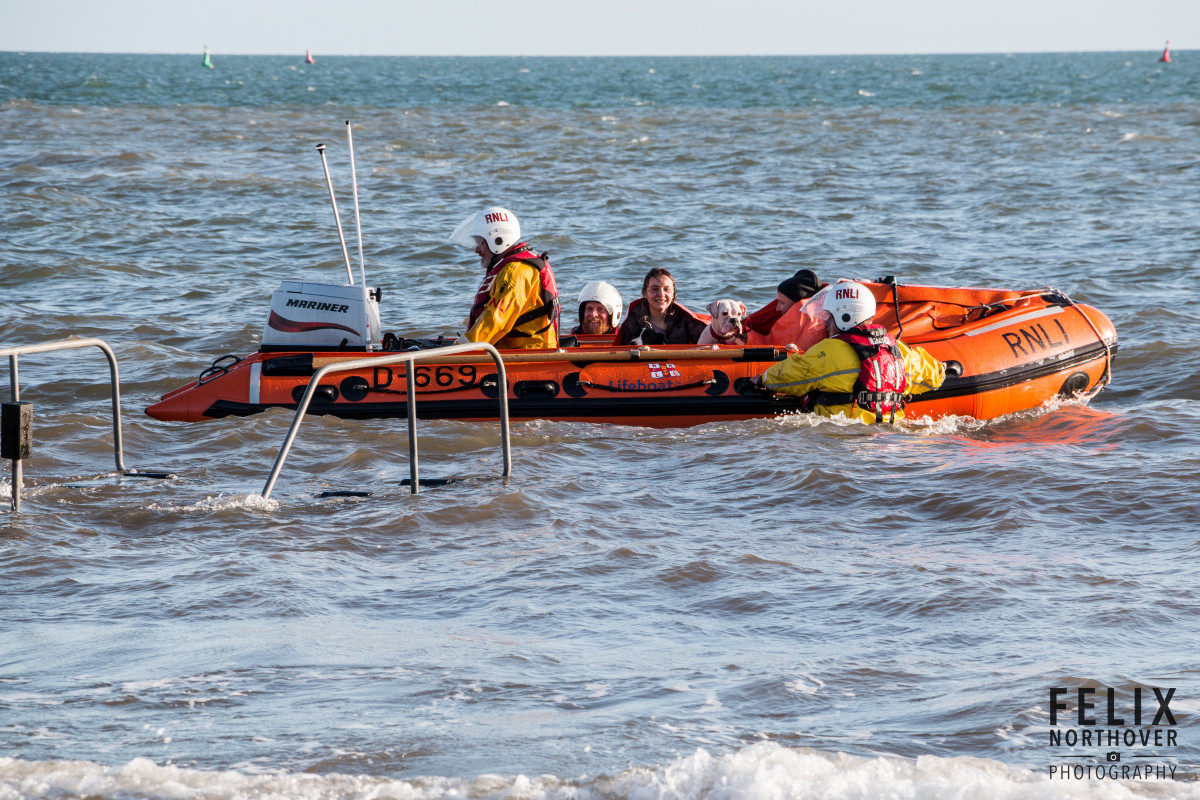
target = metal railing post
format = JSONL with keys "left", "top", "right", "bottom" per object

{"left": 261, "top": 342, "right": 511, "bottom": 500}
{"left": 406, "top": 362, "right": 420, "bottom": 494}
{"left": 0, "top": 339, "right": 127, "bottom": 474}
{"left": 8, "top": 355, "right": 19, "bottom": 512}
{"left": 0, "top": 338, "right": 159, "bottom": 512}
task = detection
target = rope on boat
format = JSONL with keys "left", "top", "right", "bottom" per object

{"left": 891, "top": 279, "right": 904, "bottom": 342}
{"left": 873, "top": 277, "right": 905, "bottom": 341}
{"left": 1046, "top": 286, "right": 1113, "bottom": 396}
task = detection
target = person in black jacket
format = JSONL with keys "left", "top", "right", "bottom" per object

{"left": 614, "top": 268, "right": 707, "bottom": 345}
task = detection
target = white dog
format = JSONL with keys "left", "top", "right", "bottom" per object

{"left": 697, "top": 299, "right": 748, "bottom": 346}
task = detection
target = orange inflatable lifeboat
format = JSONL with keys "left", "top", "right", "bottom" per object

{"left": 147, "top": 280, "right": 1116, "bottom": 427}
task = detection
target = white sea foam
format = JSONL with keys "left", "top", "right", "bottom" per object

{"left": 787, "top": 674, "right": 826, "bottom": 695}
{"left": 145, "top": 493, "right": 280, "bottom": 513}
{"left": 2, "top": 744, "right": 1195, "bottom": 800}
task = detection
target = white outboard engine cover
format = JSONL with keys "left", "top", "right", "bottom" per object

{"left": 261, "top": 281, "right": 382, "bottom": 351}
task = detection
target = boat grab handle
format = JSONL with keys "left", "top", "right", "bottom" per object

{"left": 198, "top": 354, "right": 243, "bottom": 385}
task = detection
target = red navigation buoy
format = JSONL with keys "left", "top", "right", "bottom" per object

{"left": 1160, "top": 40, "right": 1171, "bottom": 63}
{"left": 305, "top": 49, "right": 315, "bottom": 64}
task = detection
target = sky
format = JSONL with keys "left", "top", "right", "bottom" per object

{"left": 1, "top": 0, "right": 1195, "bottom": 57}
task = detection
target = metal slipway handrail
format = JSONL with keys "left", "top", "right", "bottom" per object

{"left": 261, "top": 342, "right": 512, "bottom": 500}
{"left": 2, "top": 338, "right": 128, "bottom": 473}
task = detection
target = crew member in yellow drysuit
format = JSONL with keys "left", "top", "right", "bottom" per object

{"left": 757, "top": 280, "right": 945, "bottom": 423}
{"left": 450, "top": 206, "right": 559, "bottom": 350}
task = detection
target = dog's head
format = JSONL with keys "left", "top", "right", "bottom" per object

{"left": 706, "top": 299, "right": 748, "bottom": 338}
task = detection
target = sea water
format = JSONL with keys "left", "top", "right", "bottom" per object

{"left": 2, "top": 51, "right": 1200, "bottom": 799}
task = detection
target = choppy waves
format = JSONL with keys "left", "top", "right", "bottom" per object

{"left": 4, "top": 745, "right": 1196, "bottom": 800}
{"left": 4, "top": 53, "right": 1200, "bottom": 797}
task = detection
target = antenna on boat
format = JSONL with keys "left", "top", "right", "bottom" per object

{"left": 344, "top": 121, "right": 378, "bottom": 349}
{"left": 345, "top": 120, "right": 368, "bottom": 290}
{"left": 315, "top": 142, "right": 355, "bottom": 285}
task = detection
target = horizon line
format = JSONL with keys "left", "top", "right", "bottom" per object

{"left": 0, "top": 47, "right": 1182, "bottom": 59}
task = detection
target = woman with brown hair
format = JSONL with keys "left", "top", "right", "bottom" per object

{"left": 613, "top": 267, "right": 708, "bottom": 345}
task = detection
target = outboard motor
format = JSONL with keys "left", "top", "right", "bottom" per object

{"left": 260, "top": 281, "right": 382, "bottom": 352}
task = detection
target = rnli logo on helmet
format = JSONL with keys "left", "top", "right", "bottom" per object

{"left": 835, "top": 286, "right": 860, "bottom": 300}
{"left": 484, "top": 211, "right": 509, "bottom": 224}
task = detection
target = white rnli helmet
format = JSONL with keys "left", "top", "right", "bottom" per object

{"left": 825, "top": 280, "right": 876, "bottom": 331}
{"left": 448, "top": 206, "right": 521, "bottom": 255}
{"left": 577, "top": 280, "right": 623, "bottom": 326}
